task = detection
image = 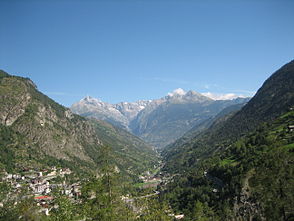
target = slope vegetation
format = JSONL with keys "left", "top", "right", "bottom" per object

{"left": 163, "top": 109, "right": 294, "bottom": 220}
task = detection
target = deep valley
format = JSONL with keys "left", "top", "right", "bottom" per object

{"left": 0, "top": 60, "right": 293, "bottom": 220}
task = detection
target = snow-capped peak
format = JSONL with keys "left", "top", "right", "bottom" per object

{"left": 201, "top": 92, "right": 247, "bottom": 100}
{"left": 167, "top": 88, "right": 186, "bottom": 97}
{"left": 82, "top": 96, "right": 101, "bottom": 103}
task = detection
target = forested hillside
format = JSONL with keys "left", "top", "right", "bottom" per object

{"left": 161, "top": 60, "right": 294, "bottom": 220}
{"left": 162, "top": 109, "right": 294, "bottom": 220}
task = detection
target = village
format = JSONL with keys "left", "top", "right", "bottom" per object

{"left": 0, "top": 162, "right": 189, "bottom": 219}
{"left": 0, "top": 166, "right": 81, "bottom": 216}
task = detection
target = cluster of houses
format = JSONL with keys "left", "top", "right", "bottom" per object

{"left": 0, "top": 167, "right": 81, "bottom": 216}
{"left": 138, "top": 171, "right": 162, "bottom": 189}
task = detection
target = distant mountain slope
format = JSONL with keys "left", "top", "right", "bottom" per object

{"left": 0, "top": 70, "right": 158, "bottom": 177}
{"left": 130, "top": 91, "right": 249, "bottom": 148}
{"left": 163, "top": 60, "right": 294, "bottom": 173}
{"left": 164, "top": 101, "right": 248, "bottom": 152}
{"left": 72, "top": 89, "right": 249, "bottom": 148}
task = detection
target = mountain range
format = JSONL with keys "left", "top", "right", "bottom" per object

{"left": 71, "top": 89, "right": 250, "bottom": 148}
{"left": 71, "top": 96, "right": 151, "bottom": 130}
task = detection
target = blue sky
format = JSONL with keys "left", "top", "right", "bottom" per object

{"left": 1, "top": 0, "right": 294, "bottom": 107}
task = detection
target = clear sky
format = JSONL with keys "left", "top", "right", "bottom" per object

{"left": 1, "top": 0, "right": 294, "bottom": 107}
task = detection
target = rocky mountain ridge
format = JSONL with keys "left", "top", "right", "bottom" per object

{"left": 72, "top": 89, "right": 250, "bottom": 148}
{"left": 71, "top": 96, "right": 152, "bottom": 130}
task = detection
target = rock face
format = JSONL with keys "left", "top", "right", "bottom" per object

{"left": 0, "top": 71, "right": 157, "bottom": 175}
{"left": 0, "top": 74, "right": 96, "bottom": 163}
{"left": 71, "top": 96, "right": 151, "bottom": 130}
{"left": 0, "top": 76, "right": 32, "bottom": 126}
{"left": 233, "top": 171, "right": 263, "bottom": 221}
{"left": 115, "top": 100, "right": 151, "bottom": 121}
{"left": 72, "top": 89, "right": 249, "bottom": 148}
